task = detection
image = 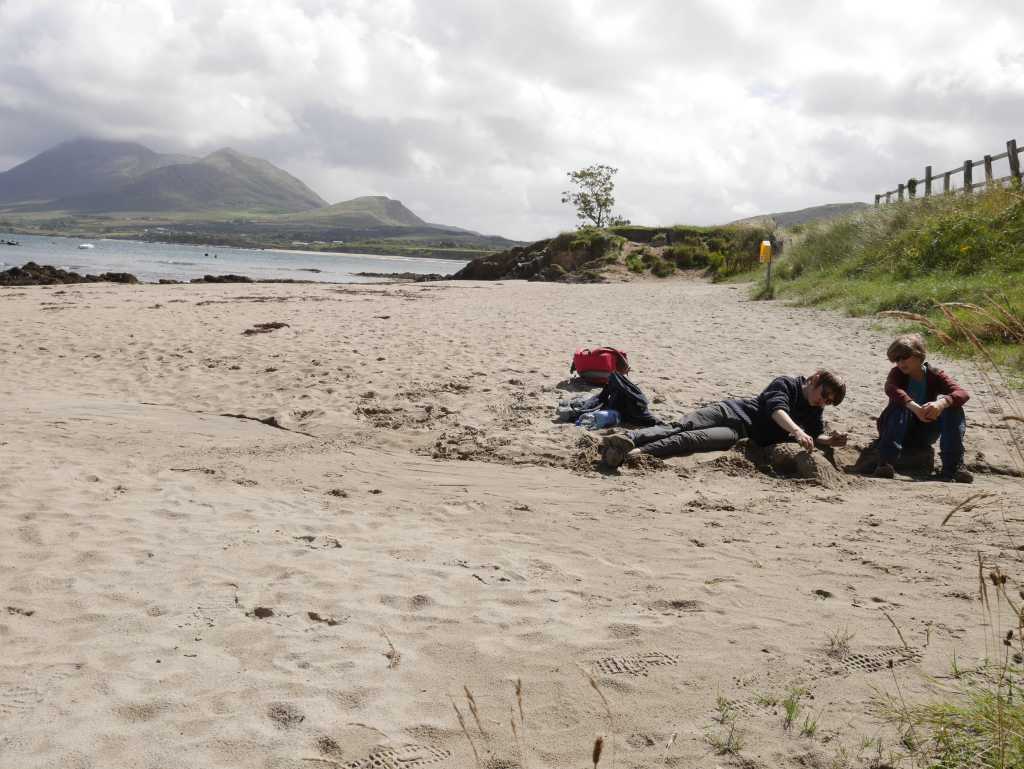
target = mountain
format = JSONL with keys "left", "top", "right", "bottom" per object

{"left": 0, "top": 138, "right": 195, "bottom": 205}
{"left": 0, "top": 139, "right": 519, "bottom": 252}
{"left": 0, "top": 140, "right": 327, "bottom": 214}
{"left": 57, "top": 147, "right": 327, "bottom": 214}
{"left": 278, "top": 195, "right": 427, "bottom": 227}
{"left": 730, "top": 202, "right": 870, "bottom": 229}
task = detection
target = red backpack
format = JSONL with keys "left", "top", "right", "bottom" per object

{"left": 570, "top": 347, "right": 630, "bottom": 385}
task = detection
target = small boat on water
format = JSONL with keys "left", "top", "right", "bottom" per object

{"left": 78, "top": 243, "right": 95, "bottom": 250}
{"left": 2, "top": 239, "right": 19, "bottom": 246}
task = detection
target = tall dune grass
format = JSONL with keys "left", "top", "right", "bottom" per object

{"left": 762, "top": 185, "right": 1024, "bottom": 378}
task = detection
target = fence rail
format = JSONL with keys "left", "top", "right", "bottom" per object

{"left": 875, "top": 138, "right": 1023, "bottom": 205}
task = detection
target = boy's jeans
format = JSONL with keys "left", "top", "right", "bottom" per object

{"left": 878, "top": 403, "right": 966, "bottom": 474}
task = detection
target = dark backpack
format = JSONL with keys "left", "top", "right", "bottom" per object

{"left": 597, "top": 372, "right": 658, "bottom": 426}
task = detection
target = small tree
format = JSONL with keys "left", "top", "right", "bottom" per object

{"left": 561, "top": 164, "right": 629, "bottom": 228}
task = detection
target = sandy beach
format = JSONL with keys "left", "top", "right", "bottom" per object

{"left": 1, "top": 275, "right": 1021, "bottom": 769}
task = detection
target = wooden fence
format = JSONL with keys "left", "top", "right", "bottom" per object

{"left": 875, "top": 138, "right": 1023, "bottom": 205}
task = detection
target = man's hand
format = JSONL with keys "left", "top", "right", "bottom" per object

{"left": 791, "top": 428, "right": 814, "bottom": 451}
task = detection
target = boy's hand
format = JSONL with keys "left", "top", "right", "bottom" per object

{"left": 919, "top": 400, "right": 945, "bottom": 421}
{"left": 791, "top": 428, "right": 814, "bottom": 451}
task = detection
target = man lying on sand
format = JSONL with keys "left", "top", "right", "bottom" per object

{"left": 600, "top": 369, "right": 848, "bottom": 468}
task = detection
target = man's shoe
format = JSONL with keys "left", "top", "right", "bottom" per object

{"left": 941, "top": 464, "right": 974, "bottom": 484}
{"left": 600, "top": 434, "right": 635, "bottom": 469}
{"left": 873, "top": 463, "right": 895, "bottom": 479}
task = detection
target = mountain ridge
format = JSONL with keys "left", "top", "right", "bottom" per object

{"left": 0, "top": 138, "right": 519, "bottom": 254}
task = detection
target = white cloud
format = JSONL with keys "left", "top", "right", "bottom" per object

{"left": 2, "top": 0, "right": 1022, "bottom": 239}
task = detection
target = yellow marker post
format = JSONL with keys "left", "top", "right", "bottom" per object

{"left": 759, "top": 239, "right": 773, "bottom": 293}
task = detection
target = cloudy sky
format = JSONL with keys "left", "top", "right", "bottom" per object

{"left": 2, "top": 0, "right": 1022, "bottom": 240}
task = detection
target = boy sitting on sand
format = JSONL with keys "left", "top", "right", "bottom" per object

{"left": 873, "top": 333, "right": 972, "bottom": 483}
{"left": 600, "top": 370, "right": 847, "bottom": 468}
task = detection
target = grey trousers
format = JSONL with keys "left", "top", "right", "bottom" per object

{"left": 625, "top": 403, "right": 748, "bottom": 458}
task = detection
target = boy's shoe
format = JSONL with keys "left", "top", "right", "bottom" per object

{"left": 873, "top": 463, "right": 895, "bottom": 479}
{"left": 940, "top": 464, "right": 974, "bottom": 484}
{"left": 600, "top": 434, "right": 635, "bottom": 469}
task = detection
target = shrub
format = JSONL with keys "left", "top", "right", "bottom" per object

{"left": 650, "top": 257, "right": 676, "bottom": 277}
{"left": 668, "top": 242, "right": 710, "bottom": 268}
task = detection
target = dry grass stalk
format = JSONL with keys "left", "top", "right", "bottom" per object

{"left": 510, "top": 706, "right": 525, "bottom": 769}
{"left": 515, "top": 678, "right": 525, "bottom": 727}
{"left": 986, "top": 293, "right": 1024, "bottom": 339}
{"left": 378, "top": 626, "right": 401, "bottom": 669}
{"left": 942, "top": 491, "right": 998, "bottom": 525}
{"left": 592, "top": 735, "right": 604, "bottom": 768}
{"left": 661, "top": 732, "right": 677, "bottom": 765}
{"left": 877, "top": 310, "right": 956, "bottom": 344}
{"left": 450, "top": 696, "right": 482, "bottom": 768}
{"left": 936, "top": 304, "right": 1024, "bottom": 472}
{"left": 578, "top": 664, "right": 616, "bottom": 769}
{"left": 463, "top": 686, "right": 487, "bottom": 737}
{"left": 882, "top": 610, "right": 910, "bottom": 650}
{"left": 979, "top": 552, "right": 991, "bottom": 612}
{"left": 938, "top": 302, "right": 1020, "bottom": 341}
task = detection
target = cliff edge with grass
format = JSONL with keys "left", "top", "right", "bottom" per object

{"left": 454, "top": 223, "right": 773, "bottom": 282}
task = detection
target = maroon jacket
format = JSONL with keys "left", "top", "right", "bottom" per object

{"left": 883, "top": 364, "right": 970, "bottom": 410}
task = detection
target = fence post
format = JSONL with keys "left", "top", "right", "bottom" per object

{"left": 943, "top": 171, "right": 951, "bottom": 194}
{"left": 874, "top": 194, "right": 881, "bottom": 207}
{"left": 1008, "top": 139, "right": 1021, "bottom": 183}
{"left": 898, "top": 183, "right": 905, "bottom": 201}
{"left": 984, "top": 154, "right": 994, "bottom": 187}
{"left": 907, "top": 178, "right": 917, "bottom": 199}
{"left": 886, "top": 191, "right": 892, "bottom": 203}
{"left": 963, "top": 160, "right": 972, "bottom": 194}
{"left": 924, "top": 165, "right": 933, "bottom": 197}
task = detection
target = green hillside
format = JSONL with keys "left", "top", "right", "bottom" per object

{"left": 55, "top": 148, "right": 327, "bottom": 214}
{"left": 279, "top": 195, "right": 426, "bottom": 227}
{"left": 730, "top": 202, "right": 869, "bottom": 230}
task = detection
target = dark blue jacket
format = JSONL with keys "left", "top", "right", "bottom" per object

{"left": 723, "top": 375, "right": 825, "bottom": 446}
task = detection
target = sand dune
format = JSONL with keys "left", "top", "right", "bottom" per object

{"left": 1, "top": 276, "right": 1019, "bottom": 768}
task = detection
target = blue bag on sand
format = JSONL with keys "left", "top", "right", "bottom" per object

{"left": 576, "top": 409, "right": 620, "bottom": 430}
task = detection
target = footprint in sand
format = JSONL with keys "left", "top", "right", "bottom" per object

{"left": 592, "top": 651, "right": 680, "bottom": 677}
{"left": 341, "top": 744, "right": 452, "bottom": 769}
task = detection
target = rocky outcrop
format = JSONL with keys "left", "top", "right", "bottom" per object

{"left": 454, "top": 223, "right": 774, "bottom": 283}
{"left": 0, "top": 262, "right": 138, "bottom": 286}
{"left": 454, "top": 231, "right": 620, "bottom": 282}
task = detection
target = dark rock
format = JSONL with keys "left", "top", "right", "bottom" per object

{"left": 0, "top": 262, "right": 139, "bottom": 286}
{"left": 95, "top": 272, "right": 138, "bottom": 284}
{"left": 243, "top": 322, "right": 290, "bottom": 336}
{"left": 190, "top": 274, "right": 254, "bottom": 283}
{"left": 353, "top": 271, "right": 447, "bottom": 282}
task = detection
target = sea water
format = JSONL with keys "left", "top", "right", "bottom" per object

{"left": 0, "top": 233, "right": 468, "bottom": 284}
